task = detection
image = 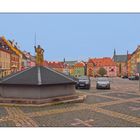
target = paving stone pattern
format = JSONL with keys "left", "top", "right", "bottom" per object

{"left": 0, "top": 78, "right": 140, "bottom": 127}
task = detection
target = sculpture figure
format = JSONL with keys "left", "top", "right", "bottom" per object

{"left": 34, "top": 45, "right": 44, "bottom": 66}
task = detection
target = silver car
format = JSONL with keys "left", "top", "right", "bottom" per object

{"left": 96, "top": 77, "right": 111, "bottom": 89}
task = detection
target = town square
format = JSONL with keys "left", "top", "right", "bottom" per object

{"left": 1, "top": 1, "right": 140, "bottom": 140}
{"left": 0, "top": 77, "right": 139, "bottom": 127}
{"left": 0, "top": 14, "right": 140, "bottom": 127}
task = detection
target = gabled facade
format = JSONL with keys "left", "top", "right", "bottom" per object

{"left": 87, "top": 57, "right": 117, "bottom": 77}
{"left": 1, "top": 36, "right": 22, "bottom": 71}
{"left": 73, "top": 62, "right": 85, "bottom": 77}
{"left": 0, "top": 37, "right": 14, "bottom": 77}
{"left": 0, "top": 44, "right": 11, "bottom": 77}
{"left": 113, "top": 49, "right": 128, "bottom": 77}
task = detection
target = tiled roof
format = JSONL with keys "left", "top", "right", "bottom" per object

{"left": 74, "top": 62, "right": 85, "bottom": 67}
{"left": 88, "top": 57, "right": 116, "bottom": 67}
{"left": 0, "top": 66, "right": 76, "bottom": 85}
{"left": 44, "top": 61, "right": 65, "bottom": 68}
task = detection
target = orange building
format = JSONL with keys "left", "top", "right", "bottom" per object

{"left": 87, "top": 57, "right": 117, "bottom": 77}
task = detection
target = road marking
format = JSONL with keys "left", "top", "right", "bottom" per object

{"left": 71, "top": 118, "right": 94, "bottom": 127}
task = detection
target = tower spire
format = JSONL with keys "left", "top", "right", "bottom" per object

{"left": 127, "top": 50, "right": 129, "bottom": 55}
{"left": 113, "top": 48, "right": 116, "bottom": 61}
{"left": 114, "top": 48, "right": 116, "bottom": 56}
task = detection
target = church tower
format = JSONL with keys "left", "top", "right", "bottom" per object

{"left": 113, "top": 48, "right": 116, "bottom": 61}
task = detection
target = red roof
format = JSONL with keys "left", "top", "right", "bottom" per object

{"left": 44, "top": 61, "right": 65, "bottom": 68}
{"left": 88, "top": 57, "right": 116, "bottom": 67}
{"left": 74, "top": 62, "right": 85, "bottom": 67}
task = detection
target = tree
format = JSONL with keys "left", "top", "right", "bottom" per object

{"left": 98, "top": 67, "right": 107, "bottom": 77}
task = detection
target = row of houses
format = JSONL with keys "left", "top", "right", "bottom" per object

{"left": 46, "top": 46, "right": 140, "bottom": 78}
{"left": 44, "top": 58, "right": 117, "bottom": 78}
{"left": 1, "top": 36, "right": 140, "bottom": 78}
{"left": 0, "top": 36, "right": 36, "bottom": 78}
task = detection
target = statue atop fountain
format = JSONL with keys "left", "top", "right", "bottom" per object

{"left": 34, "top": 45, "right": 44, "bottom": 66}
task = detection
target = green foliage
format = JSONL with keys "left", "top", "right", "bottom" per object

{"left": 98, "top": 67, "right": 107, "bottom": 77}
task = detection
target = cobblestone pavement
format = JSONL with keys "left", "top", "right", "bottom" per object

{"left": 0, "top": 77, "right": 140, "bottom": 127}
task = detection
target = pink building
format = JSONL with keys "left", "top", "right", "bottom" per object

{"left": 88, "top": 57, "right": 117, "bottom": 77}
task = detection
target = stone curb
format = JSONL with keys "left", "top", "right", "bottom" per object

{"left": 0, "top": 95, "right": 86, "bottom": 107}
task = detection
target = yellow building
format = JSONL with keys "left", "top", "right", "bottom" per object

{"left": 0, "top": 46, "right": 11, "bottom": 78}
{"left": 69, "top": 66, "right": 74, "bottom": 76}
{"left": 127, "top": 58, "right": 131, "bottom": 76}
{"left": 136, "top": 47, "right": 140, "bottom": 63}
{"left": 130, "top": 53, "right": 137, "bottom": 75}
{"left": 127, "top": 46, "right": 140, "bottom": 76}
{"left": 1, "top": 36, "right": 23, "bottom": 71}
{"left": 10, "top": 52, "right": 20, "bottom": 73}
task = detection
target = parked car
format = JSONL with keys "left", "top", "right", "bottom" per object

{"left": 75, "top": 76, "right": 91, "bottom": 89}
{"left": 128, "top": 75, "right": 139, "bottom": 80}
{"left": 122, "top": 75, "right": 128, "bottom": 79}
{"left": 128, "top": 76, "right": 135, "bottom": 80}
{"left": 135, "top": 76, "right": 140, "bottom": 80}
{"left": 96, "top": 77, "right": 111, "bottom": 89}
